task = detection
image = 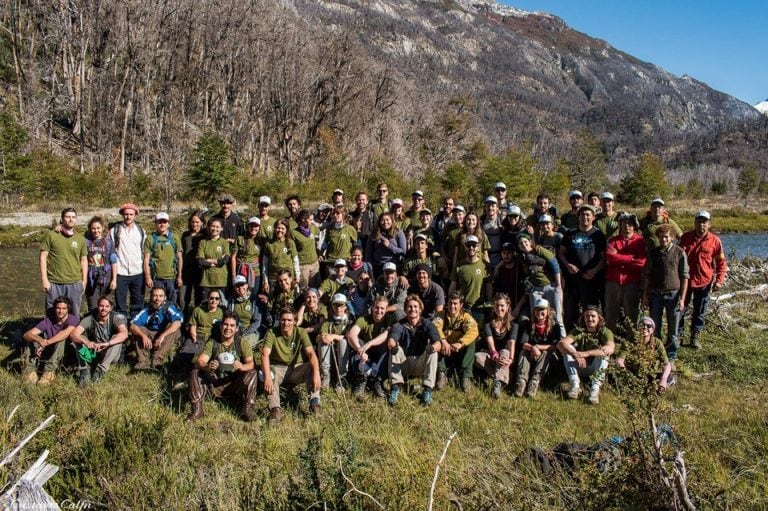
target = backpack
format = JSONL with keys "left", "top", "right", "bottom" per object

{"left": 110, "top": 222, "right": 146, "bottom": 251}
{"left": 149, "top": 230, "right": 179, "bottom": 276}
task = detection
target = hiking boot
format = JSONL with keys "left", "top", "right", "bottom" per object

{"left": 435, "top": 372, "right": 448, "bottom": 390}
{"left": 186, "top": 402, "right": 205, "bottom": 422}
{"left": 38, "top": 372, "right": 55, "bottom": 385}
{"left": 526, "top": 379, "right": 539, "bottom": 398}
{"left": 23, "top": 371, "right": 38, "bottom": 384}
{"left": 514, "top": 380, "right": 526, "bottom": 398}
{"left": 372, "top": 380, "right": 387, "bottom": 399}
{"left": 268, "top": 407, "right": 284, "bottom": 424}
{"left": 667, "top": 373, "right": 677, "bottom": 388}
{"left": 320, "top": 374, "right": 330, "bottom": 390}
{"left": 690, "top": 333, "right": 701, "bottom": 349}
{"left": 78, "top": 368, "right": 91, "bottom": 387}
{"left": 132, "top": 362, "right": 150, "bottom": 373}
{"left": 587, "top": 385, "right": 601, "bottom": 405}
{"left": 91, "top": 369, "right": 105, "bottom": 384}
{"left": 421, "top": 387, "right": 433, "bottom": 406}
{"left": 388, "top": 384, "right": 401, "bottom": 406}
{"left": 334, "top": 384, "right": 345, "bottom": 396}
{"left": 309, "top": 398, "right": 321, "bottom": 417}
{"left": 460, "top": 377, "right": 473, "bottom": 393}
{"left": 240, "top": 404, "right": 255, "bottom": 423}
{"left": 566, "top": 385, "right": 581, "bottom": 400}
{"left": 353, "top": 380, "right": 367, "bottom": 400}
{"left": 491, "top": 380, "right": 503, "bottom": 399}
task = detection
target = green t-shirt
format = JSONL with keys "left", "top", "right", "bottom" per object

{"left": 619, "top": 337, "right": 668, "bottom": 375}
{"left": 234, "top": 236, "right": 262, "bottom": 266}
{"left": 230, "top": 298, "right": 257, "bottom": 330}
{"left": 353, "top": 315, "right": 390, "bottom": 342}
{"left": 320, "top": 317, "right": 350, "bottom": 336}
{"left": 319, "top": 277, "right": 355, "bottom": 304}
{"left": 258, "top": 217, "right": 277, "bottom": 241}
{"left": 201, "top": 338, "right": 254, "bottom": 376}
{"left": 292, "top": 225, "right": 320, "bottom": 265}
{"left": 189, "top": 305, "right": 224, "bottom": 341}
{"left": 41, "top": 230, "right": 87, "bottom": 284}
{"left": 264, "top": 326, "right": 312, "bottom": 365}
{"left": 567, "top": 326, "right": 614, "bottom": 352}
{"left": 265, "top": 239, "right": 298, "bottom": 279}
{"left": 197, "top": 238, "right": 230, "bottom": 288}
{"left": 451, "top": 259, "right": 489, "bottom": 308}
{"left": 143, "top": 231, "right": 182, "bottom": 279}
{"left": 325, "top": 225, "right": 357, "bottom": 260}
{"left": 596, "top": 213, "right": 619, "bottom": 239}
{"left": 454, "top": 233, "right": 491, "bottom": 266}
{"left": 642, "top": 218, "right": 682, "bottom": 250}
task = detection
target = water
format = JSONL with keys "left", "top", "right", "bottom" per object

{"left": 1, "top": 233, "right": 767, "bottom": 316}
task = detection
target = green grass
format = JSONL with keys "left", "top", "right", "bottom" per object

{"left": 0, "top": 292, "right": 767, "bottom": 508}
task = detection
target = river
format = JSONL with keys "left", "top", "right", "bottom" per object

{"left": 2, "top": 233, "right": 766, "bottom": 317}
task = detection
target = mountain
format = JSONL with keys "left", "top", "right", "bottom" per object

{"left": 756, "top": 100, "right": 768, "bottom": 115}
{"left": 2, "top": 0, "right": 764, "bottom": 182}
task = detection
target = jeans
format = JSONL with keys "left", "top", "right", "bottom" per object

{"left": 116, "top": 274, "right": 145, "bottom": 319}
{"left": 563, "top": 354, "right": 608, "bottom": 389}
{"left": 679, "top": 282, "right": 712, "bottom": 336}
{"left": 649, "top": 290, "right": 682, "bottom": 361}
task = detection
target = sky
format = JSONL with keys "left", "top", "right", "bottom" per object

{"left": 503, "top": 1, "right": 767, "bottom": 106}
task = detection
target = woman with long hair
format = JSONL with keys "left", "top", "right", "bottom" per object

{"left": 515, "top": 298, "right": 563, "bottom": 398}
{"left": 262, "top": 219, "right": 300, "bottom": 295}
{"left": 196, "top": 217, "right": 230, "bottom": 306}
{"left": 474, "top": 293, "right": 518, "bottom": 399}
{"left": 453, "top": 212, "right": 490, "bottom": 270}
{"left": 231, "top": 217, "right": 263, "bottom": 293}
{"left": 84, "top": 216, "right": 116, "bottom": 313}
{"left": 365, "top": 211, "right": 407, "bottom": 279}
{"left": 180, "top": 210, "right": 206, "bottom": 312}
{"left": 513, "top": 232, "right": 563, "bottom": 329}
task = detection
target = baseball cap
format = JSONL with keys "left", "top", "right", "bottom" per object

{"left": 333, "top": 258, "right": 347, "bottom": 268}
{"left": 155, "top": 212, "right": 169, "bottom": 222}
{"left": 495, "top": 182, "right": 507, "bottom": 190}
{"left": 218, "top": 194, "right": 235, "bottom": 204}
{"left": 383, "top": 262, "right": 397, "bottom": 272}
{"left": 464, "top": 235, "right": 479, "bottom": 245}
{"left": 452, "top": 204, "right": 466, "bottom": 213}
{"left": 412, "top": 190, "right": 424, "bottom": 198}
{"left": 569, "top": 190, "right": 583, "bottom": 199}
{"left": 600, "top": 192, "right": 614, "bottom": 201}
{"left": 258, "top": 196, "right": 271, "bottom": 205}
{"left": 247, "top": 216, "right": 261, "bottom": 226}
{"left": 651, "top": 197, "right": 665, "bottom": 206}
{"left": 392, "top": 198, "right": 404, "bottom": 206}
{"left": 695, "top": 210, "right": 711, "bottom": 220}
{"left": 533, "top": 298, "right": 550, "bottom": 310}
{"left": 333, "top": 188, "right": 344, "bottom": 195}
{"left": 538, "top": 214, "right": 553, "bottom": 224}
{"left": 233, "top": 275, "right": 248, "bottom": 286}
{"left": 419, "top": 208, "right": 432, "bottom": 216}
{"left": 331, "top": 293, "right": 348, "bottom": 305}
{"left": 414, "top": 233, "right": 428, "bottom": 241}
{"left": 507, "top": 205, "right": 522, "bottom": 216}
{"left": 485, "top": 196, "right": 498, "bottom": 204}
{"left": 317, "top": 202, "right": 332, "bottom": 211}
{"left": 578, "top": 205, "right": 597, "bottom": 215}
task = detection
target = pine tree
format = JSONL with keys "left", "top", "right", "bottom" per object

{"left": 187, "top": 131, "right": 236, "bottom": 201}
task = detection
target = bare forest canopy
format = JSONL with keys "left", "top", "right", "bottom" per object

{"left": 1, "top": 0, "right": 767, "bottom": 197}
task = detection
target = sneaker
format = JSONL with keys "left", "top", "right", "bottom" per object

{"left": 690, "top": 333, "right": 701, "bottom": 349}
{"left": 320, "top": 375, "right": 330, "bottom": 390}
{"left": 372, "top": 380, "right": 387, "bottom": 399}
{"left": 566, "top": 385, "right": 581, "bottom": 400}
{"left": 77, "top": 368, "right": 91, "bottom": 387}
{"left": 38, "top": 372, "right": 55, "bottom": 385}
{"left": 132, "top": 362, "right": 150, "bottom": 373}
{"left": 421, "top": 387, "right": 433, "bottom": 406}
{"left": 514, "top": 380, "right": 526, "bottom": 398}
{"left": 491, "top": 380, "right": 503, "bottom": 399}
{"left": 587, "top": 385, "right": 601, "bottom": 405}
{"left": 334, "top": 384, "right": 346, "bottom": 395}
{"left": 268, "top": 407, "right": 284, "bottom": 424}
{"left": 460, "top": 378, "right": 473, "bottom": 393}
{"left": 525, "top": 380, "right": 539, "bottom": 398}
{"left": 353, "top": 380, "right": 367, "bottom": 399}
{"left": 388, "top": 384, "right": 401, "bottom": 406}
{"left": 92, "top": 369, "right": 105, "bottom": 384}
{"left": 309, "top": 398, "right": 321, "bottom": 417}
{"left": 23, "top": 371, "right": 38, "bottom": 384}
{"left": 667, "top": 373, "right": 677, "bottom": 388}
{"left": 435, "top": 372, "right": 448, "bottom": 390}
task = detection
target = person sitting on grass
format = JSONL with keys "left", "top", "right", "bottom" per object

{"left": 615, "top": 316, "right": 672, "bottom": 392}
{"left": 473, "top": 292, "right": 517, "bottom": 399}
{"left": 70, "top": 295, "right": 128, "bottom": 386}
{"left": 22, "top": 295, "right": 79, "bottom": 385}
{"left": 348, "top": 295, "right": 393, "bottom": 400}
{"left": 261, "top": 307, "right": 322, "bottom": 424}
{"left": 317, "top": 294, "right": 353, "bottom": 393}
{"left": 186, "top": 311, "right": 258, "bottom": 422}
{"left": 515, "top": 298, "right": 563, "bottom": 398}
{"left": 129, "top": 286, "right": 184, "bottom": 372}
{"left": 386, "top": 295, "right": 442, "bottom": 407}
{"left": 433, "top": 292, "right": 479, "bottom": 393}
{"left": 557, "top": 306, "right": 615, "bottom": 405}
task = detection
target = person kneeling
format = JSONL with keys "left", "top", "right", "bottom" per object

{"left": 187, "top": 311, "right": 258, "bottom": 422}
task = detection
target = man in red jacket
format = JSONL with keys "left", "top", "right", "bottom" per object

{"left": 604, "top": 212, "right": 647, "bottom": 331}
{"left": 678, "top": 211, "right": 728, "bottom": 349}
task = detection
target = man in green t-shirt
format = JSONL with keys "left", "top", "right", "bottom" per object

{"left": 557, "top": 306, "right": 615, "bottom": 404}
{"left": 143, "top": 212, "right": 183, "bottom": 305}
{"left": 40, "top": 207, "right": 88, "bottom": 313}
{"left": 449, "top": 235, "right": 491, "bottom": 323}
{"left": 261, "top": 307, "right": 321, "bottom": 424}
{"left": 187, "top": 311, "right": 258, "bottom": 422}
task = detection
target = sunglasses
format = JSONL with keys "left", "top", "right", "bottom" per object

{"left": 639, "top": 323, "right": 653, "bottom": 329}
{"left": 209, "top": 297, "right": 221, "bottom": 301}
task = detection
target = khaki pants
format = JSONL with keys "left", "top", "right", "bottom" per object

{"left": 267, "top": 363, "right": 321, "bottom": 409}
{"left": 299, "top": 261, "right": 321, "bottom": 290}
{"left": 133, "top": 326, "right": 180, "bottom": 367}
{"left": 474, "top": 349, "right": 512, "bottom": 384}
{"left": 388, "top": 347, "right": 438, "bottom": 388}
{"left": 23, "top": 341, "right": 66, "bottom": 375}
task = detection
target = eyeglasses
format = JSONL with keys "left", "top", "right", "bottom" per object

{"left": 209, "top": 297, "right": 221, "bottom": 301}
{"left": 639, "top": 323, "right": 653, "bottom": 329}
{"left": 378, "top": 189, "right": 388, "bottom": 193}
{"left": 465, "top": 243, "right": 479, "bottom": 248}
{"left": 156, "top": 220, "right": 169, "bottom": 224}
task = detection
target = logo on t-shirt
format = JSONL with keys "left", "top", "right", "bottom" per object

{"left": 71, "top": 241, "right": 79, "bottom": 248}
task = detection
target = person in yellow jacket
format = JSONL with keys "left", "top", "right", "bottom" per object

{"left": 433, "top": 292, "right": 479, "bottom": 392}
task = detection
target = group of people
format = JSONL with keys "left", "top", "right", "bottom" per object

{"left": 26, "top": 184, "right": 728, "bottom": 423}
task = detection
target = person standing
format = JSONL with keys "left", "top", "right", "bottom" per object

{"left": 110, "top": 203, "right": 147, "bottom": 318}
{"left": 212, "top": 193, "right": 242, "bottom": 246}
{"left": 559, "top": 190, "right": 583, "bottom": 231}
{"left": 143, "top": 212, "right": 183, "bottom": 305}
{"left": 640, "top": 198, "right": 682, "bottom": 250}
{"left": 678, "top": 211, "right": 728, "bottom": 349}
{"left": 40, "top": 208, "right": 87, "bottom": 314}
{"left": 595, "top": 192, "right": 619, "bottom": 239}
{"left": 604, "top": 213, "right": 646, "bottom": 331}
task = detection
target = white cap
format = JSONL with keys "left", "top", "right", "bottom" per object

{"left": 233, "top": 275, "right": 248, "bottom": 286}
{"left": 412, "top": 190, "right": 424, "bottom": 198}
{"left": 533, "top": 298, "right": 550, "bottom": 309}
{"left": 651, "top": 197, "right": 665, "bottom": 206}
{"left": 495, "top": 182, "right": 507, "bottom": 190}
{"left": 464, "top": 235, "right": 479, "bottom": 245}
{"left": 485, "top": 195, "right": 498, "bottom": 204}
{"left": 247, "top": 216, "right": 261, "bottom": 225}
{"left": 600, "top": 192, "right": 614, "bottom": 201}
{"left": 155, "top": 212, "right": 169, "bottom": 221}
{"left": 333, "top": 258, "right": 347, "bottom": 267}
{"left": 392, "top": 198, "right": 404, "bottom": 206}
{"left": 331, "top": 293, "right": 348, "bottom": 305}
{"left": 452, "top": 204, "right": 465, "bottom": 213}
{"left": 695, "top": 210, "right": 711, "bottom": 220}
{"left": 569, "top": 190, "right": 583, "bottom": 199}
{"left": 414, "top": 233, "right": 428, "bottom": 241}
{"left": 383, "top": 262, "right": 397, "bottom": 272}
{"left": 507, "top": 205, "right": 522, "bottom": 216}
{"left": 538, "top": 214, "right": 553, "bottom": 224}
{"left": 333, "top": 188, "right": 344, "bottom": 195}
{"left": 259, "top": 196, "right": 271, "bottom": 205}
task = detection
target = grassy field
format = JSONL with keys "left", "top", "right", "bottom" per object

{"left": 0, "top": 266, "right": 766, "bottom": 510}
